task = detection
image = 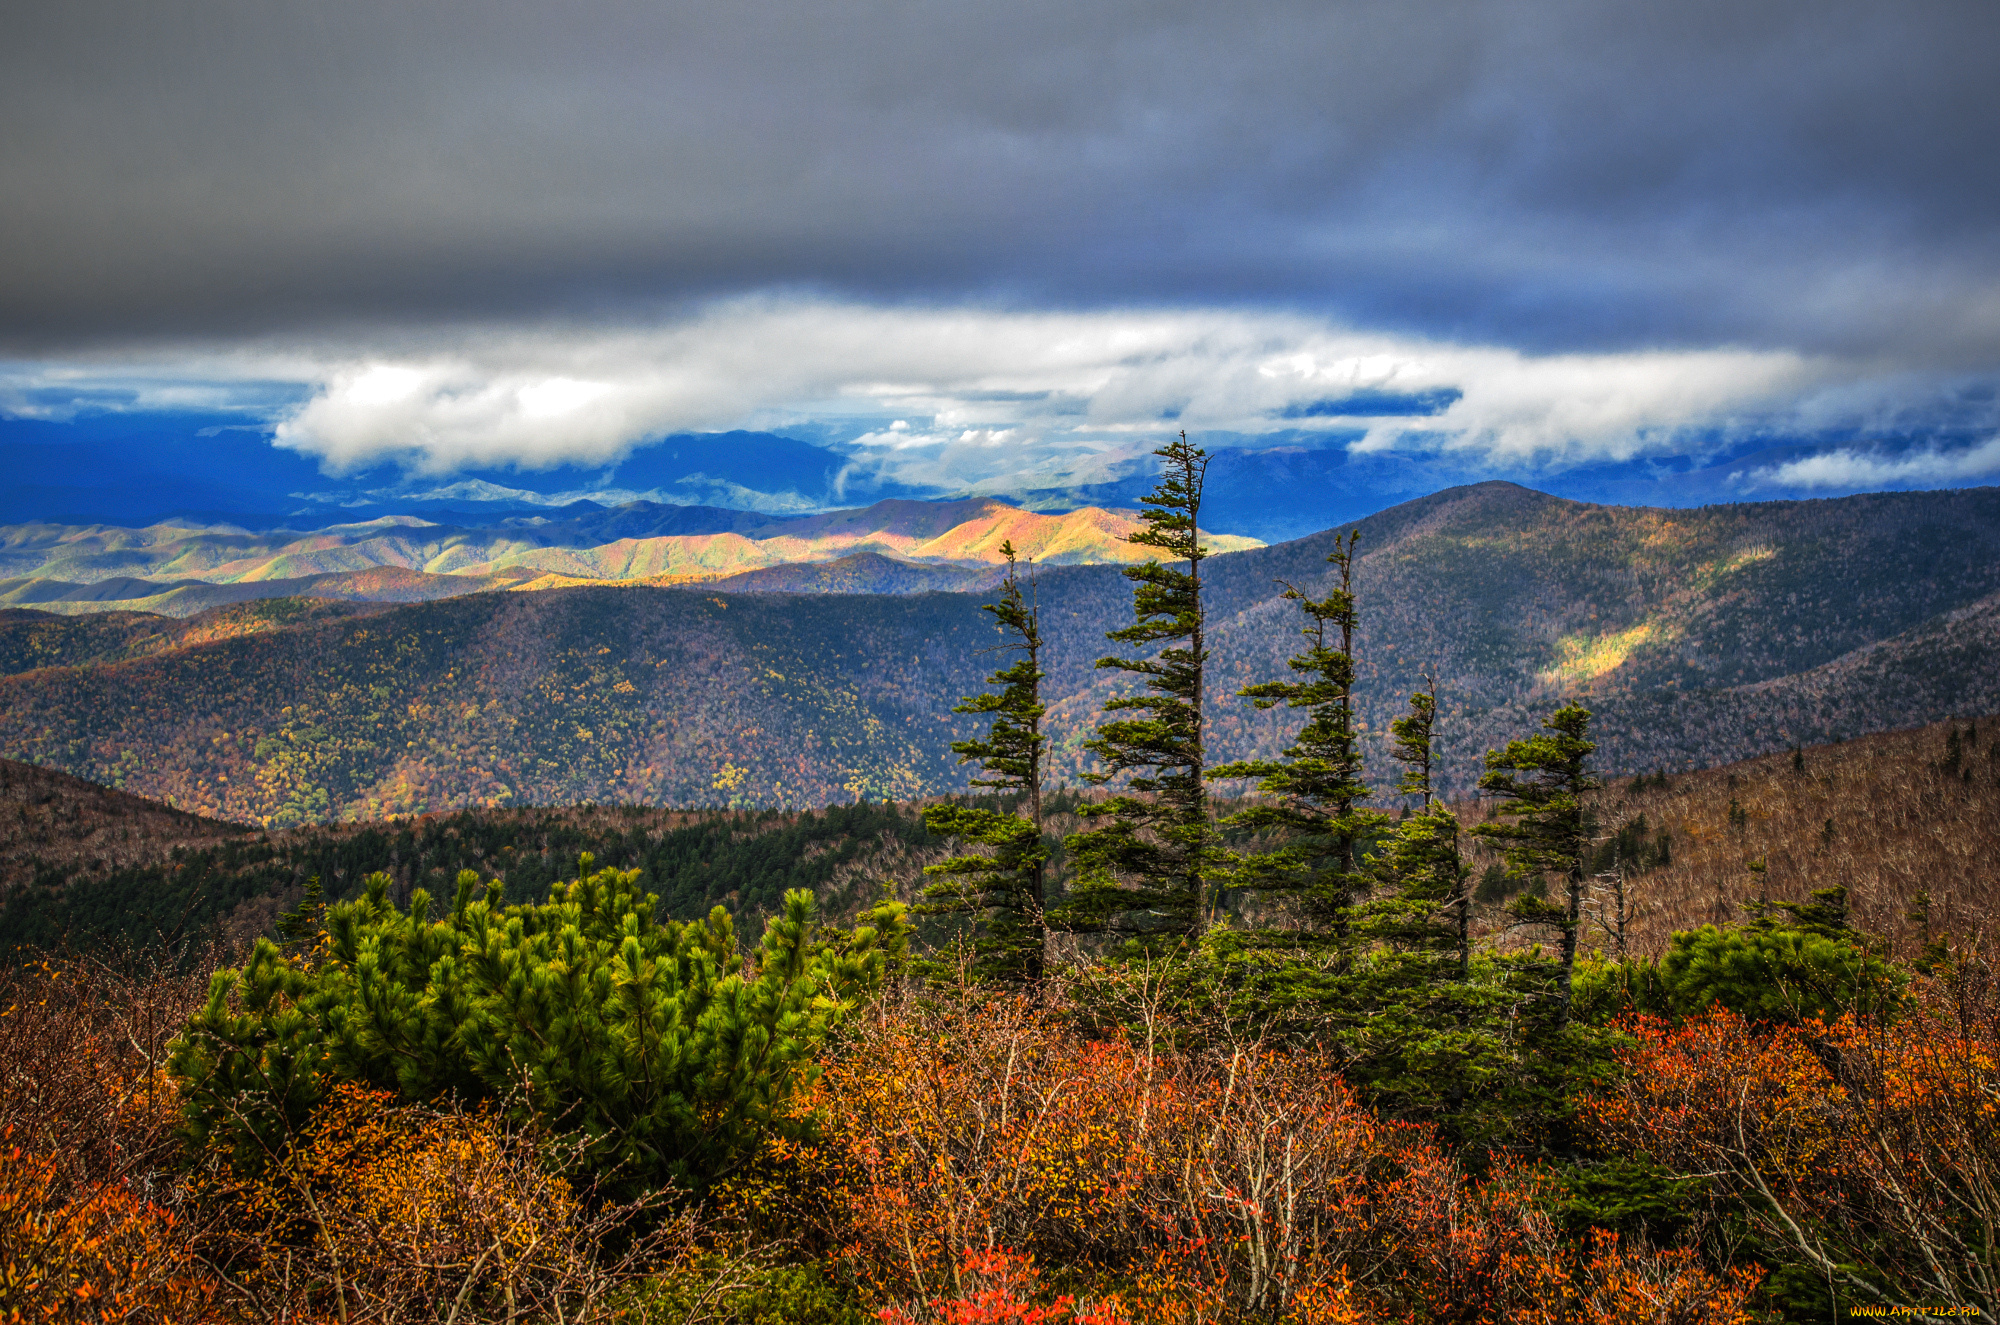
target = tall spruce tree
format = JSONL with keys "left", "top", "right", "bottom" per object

{"left": 1337, "top": 683, "right": 1522, "bottom": 1139}
{"left": 1472, "top": 702, "right": 1601, "bottom": 1018}
{"left": 1060, "top": 433, "right": 1216, "bottom": 944}
{"left": 1361, "top": 684, "right": 1472, "bottom": 978}
{"left": 920, "top": 542, "right": 1049, "bottom": 983}
{"left": 1210, "top": 532, "right": 1385, "bottom": 951}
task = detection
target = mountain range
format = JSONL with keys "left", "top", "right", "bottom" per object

{"left": 0, "top": 497, "right": 1261, "bottom": 617}
{"left": 1, "top": 481, "right": 1994, "bottom": 827}
{"left": 11, "top": 412, "right": 1987, "bottom": 547}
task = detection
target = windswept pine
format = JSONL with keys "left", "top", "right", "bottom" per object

{"left": 1362, "top": 684, "right": 1474, "bottom": 980}
{"left": 1210, "top": 530, "right": 1384, "bottom": 953}
{"left": 1473, "top": 703, "right": 1603, "bottom": 1019}
{"left": 1059, "top": 435, "right": 1217, "bottom": 945}
{"left": 919, "top": 543, "right": 1050, "bottom": 983}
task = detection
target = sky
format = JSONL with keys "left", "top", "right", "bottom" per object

{"left": 4, "top": 0, "right": 1999, "bottom": 533}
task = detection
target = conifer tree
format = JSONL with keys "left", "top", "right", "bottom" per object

{"left": 1361, "top": 684, "right": 1472, "bottom": 978}
{"left": 1472, "top": 702, "right": 1601, "bottom": 1018}
{"left": 921, "top": 542, "right": 1049, "bottom": 983}
{"left": 274, "top": 875, "right": 325, "bottom": 952}
{"left": 1060, "top": 433, "right": 1216, "bottom": 944}
{"left": 1210, "top": 532, "right": 1385, "bottom": 951}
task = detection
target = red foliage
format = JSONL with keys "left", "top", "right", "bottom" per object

{"left": 759, "top": 982, "right": 1765, "bottom": 1324}
{"left": 0, "top": 1134, "right": 221, "bottom": 1325}
{"left": 1581, "top": 966, "right": 2000, "bottom": 1313}
{"left": 877, "top": 1248, "right": 1130, "bottom": 1325}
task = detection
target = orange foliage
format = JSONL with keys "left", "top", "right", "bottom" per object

{"left": 0, "top": 953, "right": 234, "bottom": 1323}
{"left": 0, "top": 954, "right": 203, "bottom": 1196}
{"left": 1576, "top": 1008, "right": 1851, "bottom": 1185}
{"left": 207, "top": 1083, "right": 676, "bottom": 1324}
{"left": 772, "top": 990, "right": 1168, "bottom": 1296}
{"left": 1369, "top": 1144, "right": 1760, "bottom": 1325}
{"left": 776, "top": 984, "right": 1381, "bottom": 1318}
{"left": 761, "top": 983, "right": 1763, "bottom": 1324}
{"left": 0, "top": 1134, "right": 221, "bottom": 1324}
{"left": 1580, "top": 964, "right": 2000, "bottom": 1313}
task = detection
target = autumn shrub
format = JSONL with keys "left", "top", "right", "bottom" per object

{"left": 1367, "top": 1143, "right": 1761, "bottom": 1325}
{"left": 198, "top": 1081, "right": 688, "bottom": 1324}
{"left": 0, "top": 948, "right": 212, "bottom": 1193}
{"left": 0, "top": 950, "right": 238, "bottom": 1323}
{"left": 0, "top": 1132, "right": 225, "bottom": 1324}
{"left": 1578, "top": 960, "right": 2000, "bottom": 1317}
{"left": 763, "top": 983, "right": 1166, "bottom": 1296}
{"left": 765, "top": 979, "right": 1777, "bottom": 1325}
{"left": 765, "top": 980, "right": 1378, "bottom": 1321}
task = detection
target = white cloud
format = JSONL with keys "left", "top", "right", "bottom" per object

{"left": 1358, "top": 348, "right": 1825, "bottom": 465}
{"left": 1746, "top": 436, "right": 2000, "bottom": 489}
{"left": 1, "top": 297, "right": 1869, "bottom": 493}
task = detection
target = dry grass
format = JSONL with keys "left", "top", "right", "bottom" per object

{"left": 1457, "top": 714, "right": 2000, "bottom": 959}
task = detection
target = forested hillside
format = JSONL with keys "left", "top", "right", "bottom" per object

{"left": 0, "top": 482, "right": 1995, "bottom": 823}
{"left": 7, "top": 717, "right": 1991, "bottom": 963}
{"left": 709, "top": 550, "right": 1004, "bottom": 594}
{"left": 0, "top": 598, "right": 384, "bottom": 674}
{"left": 0, "top": 588, "right": 999, "bottom": 823}
{"left": 0, "top": 784, "right": 954, "bottom": 952}
{"left": 1460, "top": 716, "right": 2000, "bottom": 959}
{"left": 0, "top": 758, "right": 245, "bottom": 896}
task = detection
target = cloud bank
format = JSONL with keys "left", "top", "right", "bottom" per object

{"left": 4, "top": 0, "right": 1999, "bottom": 371}
{"left": 5, "top": 1, "right": 1998, "bottom": 513}
{"left": 231, "top": 299, "right": 1840, "bottom": 492}
{"left": 1749, "top": 437, "right": 2000, "bottom": 490}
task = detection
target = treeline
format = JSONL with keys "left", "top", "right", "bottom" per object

{"left": 0, "top": 799, "right": 948, "bottom": 953}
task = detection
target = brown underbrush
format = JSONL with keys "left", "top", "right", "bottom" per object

{"left": 1459, "top": 715, "right": 2000, "bottom": 958}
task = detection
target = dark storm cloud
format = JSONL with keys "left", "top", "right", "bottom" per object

{"left": 5, "top": 0, "right": 1998, "bottom": 360}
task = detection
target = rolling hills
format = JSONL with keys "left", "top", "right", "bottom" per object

{"left": 0, "top": 497, "right": 1262, "bottom": 616}
{"left": 0, "top": 482, "right": 1994, "bottom": 825}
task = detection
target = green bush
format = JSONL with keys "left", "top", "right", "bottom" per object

{"left": 168, "top": 864, "right": 909, "bottom": 1186}
{"left": 1652, "top": 922, "right": 1903, "bottom": 1023}
{"left": 623, "top": 1260, "right": 870, "bottom": 1325}
{"left": 1574, "top": 930, "right": 1902, "bottom": 1027}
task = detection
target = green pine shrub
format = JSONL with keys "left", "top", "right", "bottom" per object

{"left": 1574, "top": 888, "right": 1904, "bottom": 1026}
{"left": 168, "top": 863, "right": 909, "bottom": 1187}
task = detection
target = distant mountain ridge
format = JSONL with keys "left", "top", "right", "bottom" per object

{"left": 0, "top": 497, "right": 1262, "bottom": 616}
{"left": 0, "top": 482, "right": 1993, "bottom": 825}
